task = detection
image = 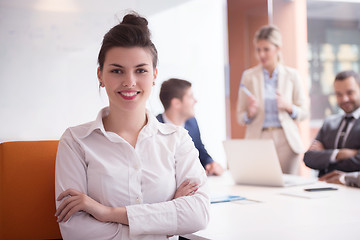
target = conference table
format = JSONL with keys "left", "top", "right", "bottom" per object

{"left": 182, "top": 172, "right": 360, "bottom": 240}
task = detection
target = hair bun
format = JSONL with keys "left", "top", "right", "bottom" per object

{"left": 122, "top": 13, "right": 149, "bottom": 28}
{"left": 98, "top": 11, "right": 158, "bottom": 70}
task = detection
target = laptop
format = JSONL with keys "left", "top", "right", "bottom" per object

{"left": 223, "top": 139, "right": 316, "bottom": 187}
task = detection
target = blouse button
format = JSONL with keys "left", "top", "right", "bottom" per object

{"left": 136, "top": 197, "right": 142, "bottom": 203}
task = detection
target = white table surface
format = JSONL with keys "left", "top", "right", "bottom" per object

{"left": 182, "top": 172, "right": 360, "bottom": 240}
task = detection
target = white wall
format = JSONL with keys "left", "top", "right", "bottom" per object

{"left": 0, "top": 0, "right": 227, "bottom": 166}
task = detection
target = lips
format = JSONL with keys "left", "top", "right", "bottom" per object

{"left": 118, "top": 90, "right": 140, "bottom": 100}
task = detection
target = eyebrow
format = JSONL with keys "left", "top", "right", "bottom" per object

{"left": 109, "top": 63, "right": 149, "bottom": 68}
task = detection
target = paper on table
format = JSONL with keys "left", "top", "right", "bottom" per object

{"left": 210, "top": 195, "right": 246, "bottom": 204}
{"left": 280, "top": 190, "right": 331, "bottom": 199}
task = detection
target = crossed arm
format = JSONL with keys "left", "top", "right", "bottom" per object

{"left": 55, "top": 129, "right": 210, "bottom": 239}
{"left": 310, "top": 141, "right": 359, "bottom": 185}
{"left": 306, "top": 139, "right": 360, "bottom": 185}
{"left": 55, "top": 180, "right": 199, "bottom": 224}
{"left": 309, "top": 140, "right": 358, "bottom": 161}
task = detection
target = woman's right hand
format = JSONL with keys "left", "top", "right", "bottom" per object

{"left": 247, "top": 95, "right": 258, "bottom": 119}
{"left": 173, "top": 180, "right": 198, "bottom": 199}
{"left": 56, "top": 188, "right": 113, "bottom": 223}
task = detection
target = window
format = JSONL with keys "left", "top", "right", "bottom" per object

{"left": 307, "top": 0, "right": 360, "bottom": 125}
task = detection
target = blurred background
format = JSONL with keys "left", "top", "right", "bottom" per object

{"left": 1, "top": 0, "right": 360, "bottom": 169}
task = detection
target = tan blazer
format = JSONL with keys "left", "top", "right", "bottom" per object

{"left": 237, "top": 64, "right": 308, "bottom": 154}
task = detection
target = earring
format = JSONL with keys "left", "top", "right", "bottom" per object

{"left": 99, "top": 82, "right": 104, "bottom": 87}
{"left": 152, "top": 82, "right": 155, "bottom": 86}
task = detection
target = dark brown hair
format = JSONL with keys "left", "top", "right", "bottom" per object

{"left": 159, "top": 78, "right": 192, "bottom": 110}
{"left": 97, "top": 12, "right": 158, "bottom": 71}
{"left": 335, "top": 70, "right": 360, "bottom": 85}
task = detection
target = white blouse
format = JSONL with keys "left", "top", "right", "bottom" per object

{"left": 55, "top": 107, "right": 210, "bottom": 240}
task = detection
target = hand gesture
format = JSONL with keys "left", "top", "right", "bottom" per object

{"left": 276, "top": 91, "right": 292, "bottom": 113}
{"left": 173, "top": 180, "right": 198, "bottom": 199}
{"left": 247, "top": 95, "right": 258, "bottom": 119}
{"left": 205, "top": 162, "right": 224, "bottom": 176}
{"left": 55, "top": 188, "right": 111, "bottom": 223}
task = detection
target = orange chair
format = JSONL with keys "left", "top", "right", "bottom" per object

{"left": 0, "top": 141, "right": 62, "bottom": 240}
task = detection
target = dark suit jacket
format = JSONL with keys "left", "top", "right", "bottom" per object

{"left": 304, "top": 114, "right": 360, "bottom": 176}
{"left": 156, "top": 114, "right": 214, "bottom": 168}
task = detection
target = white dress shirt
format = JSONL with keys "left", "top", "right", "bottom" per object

{"left": 55, "top": 107, "right": 210, "bottom": 240}
{"left": 344, "top": 172, "right": 360, "bottom": 187}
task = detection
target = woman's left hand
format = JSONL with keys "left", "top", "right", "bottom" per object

{"left": 173, "top": 180, "right": 198, "bottom": 199}
{"left": 55, "top": 188, "right": 111, "bottom": 223}
{"left": 276, "top": 92, "right": 292, "bottom": 114}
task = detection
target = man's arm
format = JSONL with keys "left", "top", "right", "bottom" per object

{"left": 186, "top": 118, "right": 214, "bottom": 167}
{"left": 319, "top": 170, "right": 360, "bottom": 188}
{"left": 332, "top": 151, "right": 360, "bottom": 172}
{"left": 304, "top": 116, "right": 360, "bottom": 175}
{"left": 303, "top": 130, "right": 336, "bottom": 171}
{"left": 205, "top": 162, "right": 224, "bottom": 176}
{"left": 185, "top": 118, "right": 223, "bottom": 175}
{"left": 304, "top": 118, "right": 340, "bottom": 170}
{"left": 304, "top": 140, "right": 360, "bottom": 170}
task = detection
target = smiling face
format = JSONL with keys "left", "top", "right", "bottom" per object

{"left": 334, "top": 76, "right": 360, "bottom": 114}
{"left": 255, "top": 39, "right": 279, "bottom": 71}
{"left": 97, "top": 47, "right": 157, "bottom": 112}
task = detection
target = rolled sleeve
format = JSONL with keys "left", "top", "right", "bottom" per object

{"left": 127, "top": 201, "right": 177, "bottom": 236}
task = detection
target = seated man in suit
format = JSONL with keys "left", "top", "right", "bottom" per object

{"left": 304, "top": 70, "right": 360, "bottom": 177}
{"left": 319, "top": 170, "right": 360, "bottom": 188}
{"left": 157, "top": 78, "right": 224, "bottom": 176}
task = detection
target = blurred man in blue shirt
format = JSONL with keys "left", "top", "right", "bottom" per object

{"left": 157, "top": 78, "right": 224, "bottom": 176}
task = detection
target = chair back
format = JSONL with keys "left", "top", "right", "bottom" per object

{"left": 0, "top": 141, "right": 62, "bottom": 239}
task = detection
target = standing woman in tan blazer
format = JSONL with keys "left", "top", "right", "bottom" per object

{"left": 237, "top": 25, "right": 308, "bottom": 174}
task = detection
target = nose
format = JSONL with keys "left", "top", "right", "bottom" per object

{"left": 342, "top": 95, "right": 350, "bottom": 102}
{"left": 122, "top": 73, "right": 136, "bottom": 87}
{"left": 257, "top": 50, "right": 265, "bottom": 58}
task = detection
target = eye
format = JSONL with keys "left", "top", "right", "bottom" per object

{"left": 347, "top": 90, "right": 354, "bottom": 96}
{"left": 136, "top": 68, "right": 147, "bottom": 73}
{"left": 110, "top": 69, "right": 123, "bottom": 74}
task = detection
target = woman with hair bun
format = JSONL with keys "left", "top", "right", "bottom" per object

{"left": 55, "top": 13, "right": 209, "bottom": 239}
{"left": 237, "top": 25, "right": 309, "bottom": 174}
